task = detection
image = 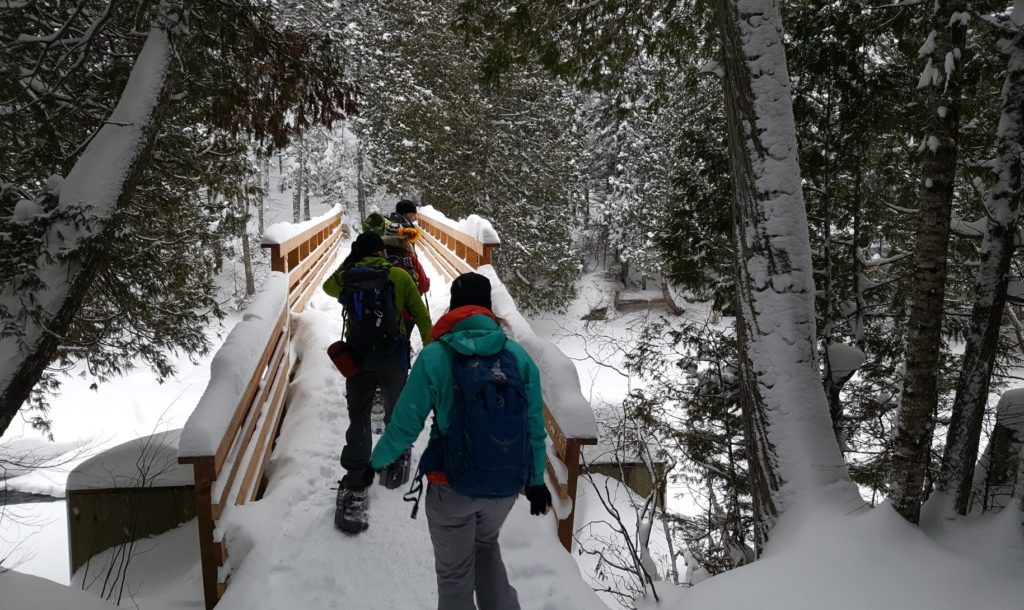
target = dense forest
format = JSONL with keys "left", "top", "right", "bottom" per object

{"left": 2, "top": 0, "right": 1023, "bottom": 604}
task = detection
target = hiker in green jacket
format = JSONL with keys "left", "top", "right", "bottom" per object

{"left": 371, "top": 272, "right": 551, "bottom": 610}
{"left": 324, "top": 231, "right": 432, "bottom": 533}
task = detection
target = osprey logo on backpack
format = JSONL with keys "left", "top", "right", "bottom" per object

{"left": 440, "top": 346, "right": 532, "bottom": 498}
{"left": 339, "top": 266, "right": 402, "bottom": 356}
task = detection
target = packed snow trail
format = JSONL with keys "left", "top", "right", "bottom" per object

{"left": 213, "top": 244, "right": 603, "bottom": 610}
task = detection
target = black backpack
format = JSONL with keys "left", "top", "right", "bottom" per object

{"left": 386, "top": 248, "right": 420, "bottom": 286}
{"left": 339, "top": 265, "right": 402, "bottom": 356}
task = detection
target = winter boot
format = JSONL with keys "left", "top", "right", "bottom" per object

{"left": 335, "top": 482, "right": 369, "bottom": 534}
{"left": 380, "top": 449, "right": 411, "bottom": 490}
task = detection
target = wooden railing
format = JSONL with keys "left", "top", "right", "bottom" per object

{"left": 179, "top": 210, "right": 344, "bottom": 609}
{"left": 416, "top": 213, "right": 598, "bottom": 552}
{"left": 417, "top": 214, "right": 497, "bottom": 280}
{"left": 263, "top": 211, "right": 345, "bottom": 312}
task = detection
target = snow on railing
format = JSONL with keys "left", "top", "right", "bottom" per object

{"left": 416, "top": 205, "right": 499, "bottom": 276}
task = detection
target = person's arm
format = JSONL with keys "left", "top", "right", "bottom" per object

{"left": 322, "top": 266, "right": 344, "bottom": 298}
{"left": 511, "top": 343, "right": 548, "bottom": 486}
{"left": 370, "top": 352, "right": 436, "bottom": 469}
{"left": 394, "top": 268, "right": 432, "bottom": 345}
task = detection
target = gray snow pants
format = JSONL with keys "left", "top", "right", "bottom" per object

{"left": 425, "top": 483, "right": 520, "bottom": 610}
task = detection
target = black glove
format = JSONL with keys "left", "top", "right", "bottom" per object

{"left": 525, "top": 485, "right": 552, "bottom": 516}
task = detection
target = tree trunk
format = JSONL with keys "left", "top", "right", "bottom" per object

{"left": 292, "top": 138, "right": 303, "bottom": 223}
{"left": 714, "top": 0, "right": 854, "bottom": 550}
{"left": 356, "top": 138, "right": 367, "bottom": 220}
{"left": 241, "top": 192, "right": 256, "bottom": 296}
{"left": 0, "top": 4, "right": 182, "bottom": 436}
{"left": 258, "top": 155, "right": 268, "bottom": 236}
{"left": 302, "top": 145, "right": 311, "bottom": 221}
{"left": 890, "top": 0, "right": 968, "bottom": 524}
{"left": 936, "top": 19, "right": 1024, "bottom": 517}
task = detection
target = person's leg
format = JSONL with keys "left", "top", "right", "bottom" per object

{"left": 340, "top": 366, "right": 377, "bottom": 487}
{"left": 473, "top": 496, "right": 519, "bottom": 610}
{"left": 378, "top": 344, "right": 410, "bottom": 426}
{"left": 426, "top": 484, "right": 478, "bottom": 610}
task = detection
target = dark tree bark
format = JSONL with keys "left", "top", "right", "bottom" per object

{"left": 889, "top": 0, "right": 968, "bottom": 524}
{"left": 936, "top": 20, "right": 1024, "bottom": 517}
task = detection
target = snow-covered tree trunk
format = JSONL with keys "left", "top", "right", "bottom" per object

{"left": 0, "top": 3, "right": 183, "bottom": 436}
{"left": 714, "top": 0, "right": 854, "bottom": 548}
{"left": 890, "top": 0, "right": 968, "bottom": 524}
{"left": 936, "top": 16, "right": 1024, "bottom": 518}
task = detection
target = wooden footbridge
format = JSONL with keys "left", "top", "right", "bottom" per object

{"left": 175, "top": 207, "right": 599, "bottom": 609}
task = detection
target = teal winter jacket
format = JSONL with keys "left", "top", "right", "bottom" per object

{"left": 370, "top": 308, "right": 547, "bottom": 487}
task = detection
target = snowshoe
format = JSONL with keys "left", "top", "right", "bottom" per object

{"left": 335, "top": 483, "right": 369, "bottom": 534}
{"left": 370, "top": 389, "right": 385, "bottom": 435}
{"left": 380, "top": 449, "right": 411, "bottom": 490}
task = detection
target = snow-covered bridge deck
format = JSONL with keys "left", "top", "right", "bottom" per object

{"left": 177, "top": 208, "right": 601, "bottom": 609}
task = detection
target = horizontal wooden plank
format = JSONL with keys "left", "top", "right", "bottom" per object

{"left": 261, "top": 213, "right": 341, "bottom": 259}
{"left": 418, "top": 215, "right": 487, "bottom": 254}
{"left": 212, "top": 305, "right": 288, "bottom": 472}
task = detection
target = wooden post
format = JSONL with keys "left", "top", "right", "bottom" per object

{"left": 267, "top": 245, "right": 286, "bottom": 273}
{"left": 481, "top": 244, "right": 497, "bottom": 266}
{"left": 191, "top": 458, "right": 220, "bottom": 610}
{"left": 557, "top": 440, "right": 582, "bottom": 551}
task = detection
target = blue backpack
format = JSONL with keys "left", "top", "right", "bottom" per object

{"left": 338, "top": 265, "right": 402, "bottom": 356}
{"left": 422, "top": 345, "right": 533, "bottom": 498}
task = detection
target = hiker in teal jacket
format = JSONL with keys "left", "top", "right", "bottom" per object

{"left": 371, "top": 272, "right": 551, "bottom": 610}
{"left": 325, "top": 231, "right": 432, "bottom": 534}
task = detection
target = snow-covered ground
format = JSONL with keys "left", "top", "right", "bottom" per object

{"left": 6, "top": 191, "right": 1024, "bottom": 610}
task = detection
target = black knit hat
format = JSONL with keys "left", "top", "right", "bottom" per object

{"left": 450, "top": 272, "right": 492, "bottom": 311}
{"left": 395, "top": 199, "right": 418, "bottom": 215}
{"left": 352, "top": 229, "right": 385, "bottom": 256}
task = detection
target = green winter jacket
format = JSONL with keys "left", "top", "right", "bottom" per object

{"left": 370, "top": 311, "right": 547, "bottom": 487}
{"left": 322, "top": 256, "right": 432, "bottom": 345}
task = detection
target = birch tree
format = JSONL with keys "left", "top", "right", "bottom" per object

{"left": 889, "top": 0, "right": 969, "bottom": 524}
{"left": 935, "top": 6, "right": 1024, "bottom": 518}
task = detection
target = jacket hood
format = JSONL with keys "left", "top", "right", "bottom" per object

{"left": 433, "top": 307, "right": 505, "bottom": 357}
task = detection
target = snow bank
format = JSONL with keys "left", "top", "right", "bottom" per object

{"left": 178, "top": 273, "right": 288, "bottom": 458}
{"left": 70, "top": 519, "right": 203, "bottom": 609}
{"left": 67, "top": 429, "right": 192, "bottom": 491}
{"left": 418, "top": 204, "right": 501, "bottom": 244}
{"left": 826, "top": 342, "right": 866, "bottom": 383}
{"left": 637, "top": 502, "right": 1024, "bottom": 610}
{"left": 0, "top": 571, "right": 117, "bottom": 610}
{"left": 261, "top": 205, "right": 341, "bottom": 245}
{"left": 996, "top": 388, "right": 1024, "bottom": 435}
{"left": 474, "top": 265, "right": 598, "bottom": 440}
